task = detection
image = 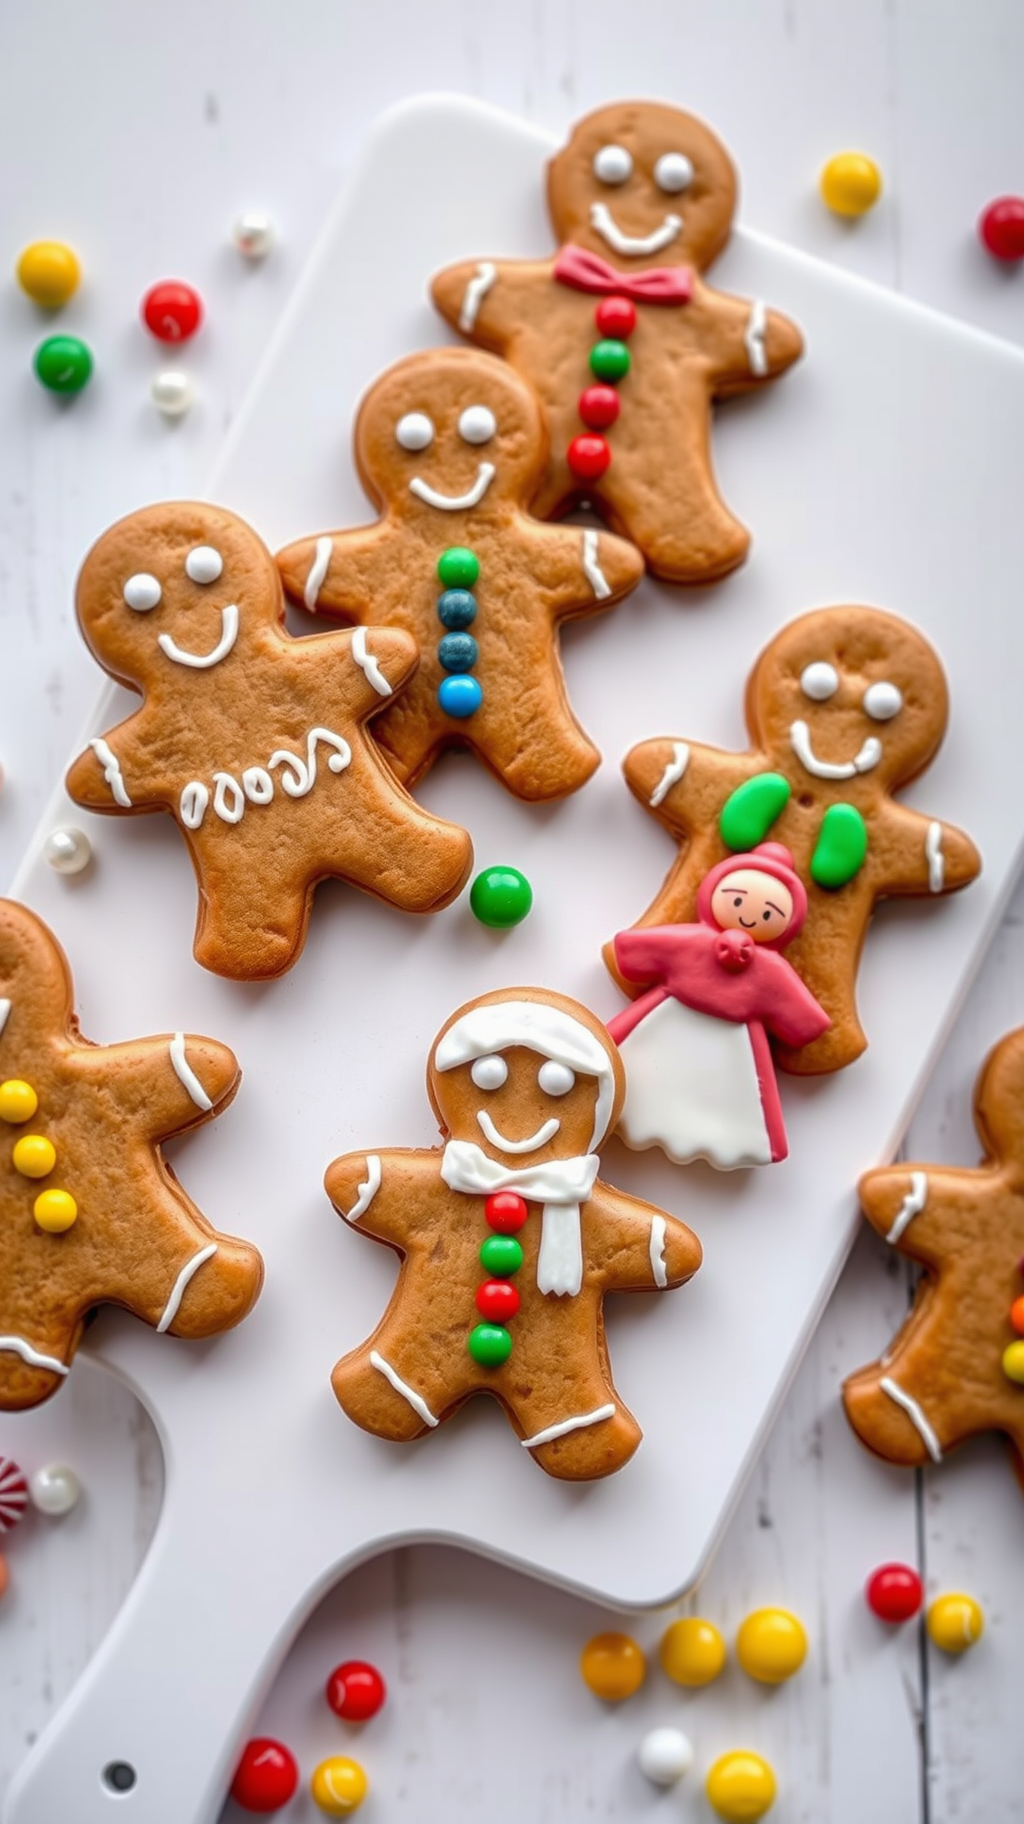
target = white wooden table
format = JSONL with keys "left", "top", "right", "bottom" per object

{"left": 1, "top": 5, "right": 1022, "bottom": 1819}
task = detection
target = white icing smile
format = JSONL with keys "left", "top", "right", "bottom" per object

{"left": 789, "top": 718, "right": 882, "bottom": 781}
{"left": 476, "top": 1109, "right": 561, "bottom": 1155}
{"left": 158, "top": 603, "right": 239, "bottom": 669}
{"left": 590, "top": 201, "right": 681, "bottom": 257}
{"left": 409, "top": 463, "right": 495, "bottom": 512}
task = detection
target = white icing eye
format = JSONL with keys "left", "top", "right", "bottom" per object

{"left": 395, "top": 412, "right": 434, "bottom": 452}
{"left": 123, "top": 573, "right": 162, "bottom": 612}
{"left": 654, "top": 152, "right": 694, "bottom": 194}
{"left": 185, "top": 545, "right": 223, "bottom": 585}
{"left": 593, "top": 144, "right": 633, "bottom": 186}
{"left": 458, "top": 404, "right": 496, "bottom": 445}
{"left": 471, "top": 1054, "right": 508, "bottom": 1091}
{"left": 863, "top": 680, "right": 903, "bottom": 721}
{"left": 538, "top": 1060, "right": 576, "bottom": 1097}
{"left": 800, "top": 661, "right": 840, "bottom": 702}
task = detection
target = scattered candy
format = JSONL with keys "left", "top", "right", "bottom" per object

{"left": 735, "top": 1608, "right": 807, "bottom": 1685}
{"left": 579, "top": 1630, "right": 646, "bottom": 1701}
{"left": 978, "top": 196, "right": 1024, "bottom": 263}
{"left": 326, "top": 1659, "right": 387, "bottom": 1722}
{"left": 637, "top": 1726, "right": 694, "bottom": 1786}
{"left": 927, "top": 1591, "right": 984, "bottom": 1654}
{"left": 0, "top": 1080, "right": 39, "bottom": 1123}
{"left": 310, "top": 1756, "right": 368, "bottom": 1815}
{"left": 150, "top": 370, "right": 195, "bottom": 418}
{"left": 820, "top": 152, "right": 883, "bottom": 218}
{"left": 233, "top": 210, "right": 276, "bottom": 260}
{"left": 706, "top": 1750, "right": 777, "bottom": 1821}
{"left": 16, "top": 241, "right": 81, "bottom": 308}
{"left": 866, "top": 1562, "right": 924, "bottom": 1624}
{"left": 44, "top": 827, "right": 92, "bottom": 875}
{"left": 29, "top": 1464, "right": 80, "bottom": 1517}
{"left": 0, "top": 1458, "right": 29, "bottom": 1533}
{"left": 469, "top": 865, "right": 533, "bottom": 929}
{"left": 33, "top": 335, "right": 92, "bottom": 395}
{"left": 0, "top": 1552, "right": 8, "bottom": 1599}
{"left": 141, "top": 280, "right": 203, "bottom": 344}
{"left": 230, "top": 1738, "right": 299, "bottom": 1813}
{"left": 659, "top": 1616, "right": 726, "bottom": 1687}
{"left": 33, "top": 1189, "right": 78, "bottom": 1233}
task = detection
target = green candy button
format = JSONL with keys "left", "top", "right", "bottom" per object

{"left": 34, "top": 334, "right": 93, "bottom": 395}
{"left": 468, "top": 1322, "right": 513, "bottom": 1367}
{"left": 589, "top": 339, "right": 631, "bottom": 383}
{"left": 810, "top": 802, "right": 868, "bottom": 889}
{"left": 437, "top": 546, "right": 480, "bottom": 589}
{"left": 470, "top": 865, "right": 533, "bottom": 929}
{"left": 479, "top": 1234, "right": 523, "bottom": 1277}
{"left": 719, "top": 772, "right": 791, "bottom": 851}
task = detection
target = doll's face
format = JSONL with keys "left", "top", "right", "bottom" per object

{"left": 434, "top": 1045, "right": 601, "bottom": 1166}
{"left": 711, "top": 869, "right": 794, "bottom": 943}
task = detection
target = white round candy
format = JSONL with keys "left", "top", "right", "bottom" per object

{"left": 593, "top": 143, "right": 633, "bottom": 185}
{"left": 654, "top": 152, "right": 695, "bottom": 194}
{"left": 185, "top": 545, "right": 224, "bottom": 585}
{"left": 458, "top": 404, "right": 496, "bottom": 445}
{"left": 44, "top": 828, "right": 92, "bottom": 876}
{"left": 863, "top": 679, "right": 903, "bottom": 721}
{"left": 30, "top": 1464, "right": 81, "bottom": 1518}
{"left": 232, "top": 209, "right": 275, "bottom": 260}
{"left": 471, "top": 1054, "right": 508, "bottom": 1091}
{"left": 123, "top": 572, "right": 162, "bottom": 612}
{"left": 637, "top": 1726, "right": 694, "bottom": 1786}
{"left": 799, "top": 660, "right": 840, "bottom": 701}
{"left": 150, "top": 370, "right": 194, "bottom": 418}
{"left": 396, "top": 411, "right": 434, "bottom": 452}
{"left": 537, "top": 1060, "right": 575, "bottom": 1097}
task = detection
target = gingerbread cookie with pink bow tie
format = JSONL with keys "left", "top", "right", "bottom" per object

{"left": 431, "top": 100, "right": 803, "bottom": 583}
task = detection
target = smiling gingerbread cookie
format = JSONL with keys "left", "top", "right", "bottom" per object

{"left": 431, "top": 100, "right": 802, "bottom": 583}
{"left": 65, "top": 502, "right": 473, "bottom": 979}
{"left": 326, "top": 988, "right": 701, "bottom": 1480}
{"left": 276, "top": 348, "right": 643, "bottom": 800}
{"left": 607, "top": 607, "right": 981, "bottom": 1074}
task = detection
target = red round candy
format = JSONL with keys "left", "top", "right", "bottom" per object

{"left": 1010, "top": 1294, "right": 1024, "bottom": 1336}
{"left": 326, "top": 1659, "right": 387, "bottom": 1722}
{"left": 979, "top": 196, "right": 1024, "bottom": 262}
{"left": 141, "top": 280, "right": 203, "bottom": 343}
{"left": 595, "top": 295, "right": 636, "bottom": 338}
{"left": 0, "top": 1457, "right": 29, "bottom": 1535}
{"left": 485, "top": 1191, "right": 528, "bottom": 1233}
{"left": 578, "top": 384, "right": 620, "bottom": 431}
{"left": 567, "top": 433, "right": 612, "bottom": 480}
{"left": 475, "top": 1278, "right": 521, "bottom": 1322}
{"left": 866, "top": 1562, "right": 924, "bottom": 1624}
{"left": 230, "top": 1738, "right": 298, "bottom": 1812}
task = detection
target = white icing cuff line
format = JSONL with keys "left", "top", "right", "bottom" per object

{"left": 879, "top": 1375, "right": 943, "bottom": 1463}
{"left": 169, "top": 1033, "right": 214, "bottom": 1111}
{"left": 157, "top": 1243, "right": 218, "bottom": 1333}
{"left": 351, "top": 626, "right": 393, "bottom": 696}
{"left": 0, "top": 1336, "right": 69, "bottom": 1376}
{"left": 0, "top": 999, "right": 10, "bottom": 1038}
{"left": 304, "top": 536, "right": 333, "bottom": 610}
{"left": 370, "top": 1350, "right": 439, "bottom": 1427}
{"left": 885, "top": 1172, "right": 928, "bottom": 1245}
{"left": 649, "top": 1215, "right": 668, "bottom": 1287}
{"left": 649, "top": 742, "right": 690, "bottom": 808}
{"left": 520, "top": 1403, "right": 617, "bottom": 1450}
{"left": 581, "top": 529, "right": 611, "bottom": 599}
{"left": 345, "top": 1155, "right": 382, "bottom": 1222}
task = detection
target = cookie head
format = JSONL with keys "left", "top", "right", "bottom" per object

{"left": 974, "top": 1029, "right": 1024, "bottom": 1163}
{"left": 354, "top": 348, "right": 546, "bottom": 520}
{"left": 547, "top": 101, "right": 737, "bottom": 271}
{"left": 429, "top": 990, "right": 623, "bottom": 1164}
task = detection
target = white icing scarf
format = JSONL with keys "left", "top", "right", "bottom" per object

{"left": 440, "top": 1140, "right": 600, "bottom": 1297}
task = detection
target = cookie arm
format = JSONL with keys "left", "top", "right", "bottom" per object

{"left": 430, "top": 257, "right": 521, "bottom": 349}
{"left": 694, "top": 284, "right": 804, "bottom": 394}
{"left": 276, "top": 527, "right": 387, "bottom": 622}
{"left": 857, "top": 1163, "right": 981, "bottom": 1268}
{"left": 71, "top": 1034, "right": 240, "bottom": 1140}
{"left": 325, "top": 1148, "right": 438, "bottom": 1249}
{"left": 623, "top": 736, "right": 762, "bottom": 841}
{"left": 589, "top": 1183, "right": 702, "bottom": 1292}
{"left": 521, "top": 521, "right": 645, "bottom": 617}
{"left": 65, "top": 715, "right": 150, "bottom": 812}
{"left": 874, "top": 801, "right": 981, "bottom": 896}
{"left": 292, "top": 625, "right": 420, "bottom": 720}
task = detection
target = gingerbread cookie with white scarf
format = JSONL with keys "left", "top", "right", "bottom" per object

{"left": 326, "top": 987, "right": 701, "bottom": 1481}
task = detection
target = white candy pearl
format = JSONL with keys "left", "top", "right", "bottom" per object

{"left": 151, "top": 370, "right": 194, "bottom": 418}
{"left": 232, "top": 210, "right": 275, "bottom": 259}
{"left": 637, "top": 1726, "right": 694, "bottom": 1786}
{"left": 30, "top": 1464, "right": 81, "bottom": 1517}
{"left": 45, "top": 827, "right": 92, "bottom": 875}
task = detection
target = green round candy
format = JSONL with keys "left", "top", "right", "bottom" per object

{"left": 33, "top": 334, "right": 93, "bottom": 395}
{"left": 719, "top": 772, "right": 791, "bottom": 851}
{"left": 468, "top": 1322, "right": 513, "bottom": 1367}
{"left": 437, "top": 546, "right": 480, "bottom": 589}
{"left": 470, "top": 865, "right": 533, "bottom": 929}
{"left": 479, "top": 1233, "right": 523, "bottom": 1277}
{"left": 589, "top": 339, "right": 631, "bottom": 382}
{"left": 810, "top": 802, "right": 868, "bottom": 889}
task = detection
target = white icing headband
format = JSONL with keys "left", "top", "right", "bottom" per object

{"left": 434, "top": 1000, "right": 617, "bottom": 1151}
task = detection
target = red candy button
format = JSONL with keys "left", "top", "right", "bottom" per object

{"left": 866, "top": 1563, "right": 924, "bottom": 1623}
{"left": 595, "top": 296, "right": 636, "bottom": 338}
{"left": 567, "top": 434, "right": 612, "bottom": 480}
{"left": 485, "top": 1191, "right": 528, "bottom": 1233}
{"left": 1010, "top": 1294, "right": 1024, "bottom": 1336}
{"left": 979, "top": 197, "right": 1024, "bottom": 262}
{"left": 230, "top": 1738, "right": 298, "bottom": 1812}
{"left": 475, "top": 1278, "right": 521, "bottom": 1322}
{"left": 141, "top": 280, "right": 203, "bottom": 343}
{"left": 578, "top": 384, "right": 620, "bottom": 431}
{"left": 326, "top": 1659, "right": 387, "bottom": 1722}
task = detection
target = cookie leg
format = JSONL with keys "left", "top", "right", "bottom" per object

{"left": 331, "top": 756, "right": 473, "bottom": 913}
{"left": 842, "top": 1360, "right": 947, "bottom": 1467}
{"left": 332, "top": 1339, "right": 448, "bottom": 1442}
{"left": 512, "top": 1393, "right": 643, "bottom": 1481}
{"left": 192, "top": 855, "right": 313, "bottom": 980}
{"left": 478, "top": 697, "right": 600, "bottom": 802}
{"left": 599, "top": 442, "right": 750, "bottom": 585}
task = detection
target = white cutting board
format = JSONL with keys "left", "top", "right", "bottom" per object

{"left": 6, "top": 94, "right": 1024, "bottom": 1824}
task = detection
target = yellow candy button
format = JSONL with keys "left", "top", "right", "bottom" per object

{"left": 1002, "top": 1339, "right": 1024, "bottom": 1384}
{"left": 16, "top": 241, "right": 81, "bottom": 308}
{"left": 310, "top": 1757, "right": 368, "bottom": 1815}
{"left": 579, "top": 1631, "right": 646, "bottom": 1701}
{"left": 659, "top": 1616, "right": 726, "bottom": 1687}
{"left": 0, "top": 1080, "right": 39, "bottom": 1124}
{"left": 736, "top": 1607, "right": 807, "bottom": 1684}
{"left": 706, "top": 1750, "right": 776, "bottom": 1821}
{"left": 12, "top": 1134, "right": 56, "bottom": 1178}
{"left": 33, "top": 1189, "right": 77, "bottom": 1233}
{"left": 927, "top": 1592, "right": 984, "bottom": 1654}
{"left": 820, "top": 152, "right": 883, "bottom": 218}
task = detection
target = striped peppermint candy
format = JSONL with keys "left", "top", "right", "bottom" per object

{"left": 0, "top": 1456, "right": 29, "bottom": 1533}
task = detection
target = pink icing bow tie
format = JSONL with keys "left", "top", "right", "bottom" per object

{"left": 553, "top": 244, "right": 693, "bottom": 304}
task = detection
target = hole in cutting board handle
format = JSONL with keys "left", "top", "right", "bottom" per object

{"left": 101, "top": 1762, "right": 137, "bottom": 1796}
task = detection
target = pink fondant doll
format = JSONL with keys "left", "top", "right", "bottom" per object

{"left": 607, "top": 844, "right": 830, "bottom": 1169}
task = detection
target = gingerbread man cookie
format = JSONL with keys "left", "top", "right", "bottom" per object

{"left": 843, "top": 1028, "right": 1024, "bottom": 1491}
{"left": 326, "top": 988, "right": 701, "bottom": 1481}
{"left": 66, "top": 503, "right": 473, "bottom": 979}
{"left": 276, "top": 348, "right": 643, "bottom": 800}
{"left": 0, "top": 898, "right": 262, "bottom": 1411}
{"left": 608, "top": 606, "right": 981, "bottom": 1074}
{"left": 431, "top": 100, "right": 802, "bottom": 583}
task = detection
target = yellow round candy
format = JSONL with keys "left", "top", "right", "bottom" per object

{"left": 736, "top": 1608, "right": 807, "bottom": 1684}
{"left": 310, "top": 1757, "right": 368, "bottom": 1815}
{"left": 820, "top": 152, "right": 883, "bottom": 218}
{"left": 33, "top": 1189, "right": 78, "bottom": 1233}
{"left": 0, "top": 1080, "right": 39, "bottom": 1124}
{"left": 659, "top": 1616, "right": 726, "bottom": 1687}
{"left": 927, "top": 1592, "right": 984, "bottom": 1654}
{"left": 579, "top": 1631, "right": 646, "bottom": 1701}
{"left": 16, "top": 241, "right": 81, "bottom": 308}
{"left": 1002, "top": 1339, "right": 1024, "bottom": 1384}
{"left": 12, "top": 1134, "right": 56, "bottom": 1178}
{"left": 706, "top": 1751, "right": 777, "bottom": 1821}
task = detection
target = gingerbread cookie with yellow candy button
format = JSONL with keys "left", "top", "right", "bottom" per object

{"left": 0, "top": 897, "right": 262, "bottom": 1411}
{"left": 276, "top": 347, "right": 644, "bottom": 801}
{"left": 431, "top": 99, "right": 803, "bottom": 584}
{"left": 326, "top": 987, "right": 701, "bottom": 1481}
{"left": 65, "top": 502, "right": 473, "bottom": 980}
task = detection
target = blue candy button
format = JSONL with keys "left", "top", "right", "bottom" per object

{"left": 438, "top": 632, "right": 478, "bottom": 673}
{"left": 438, "top": 675, "right": 483, "bottom": 718}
